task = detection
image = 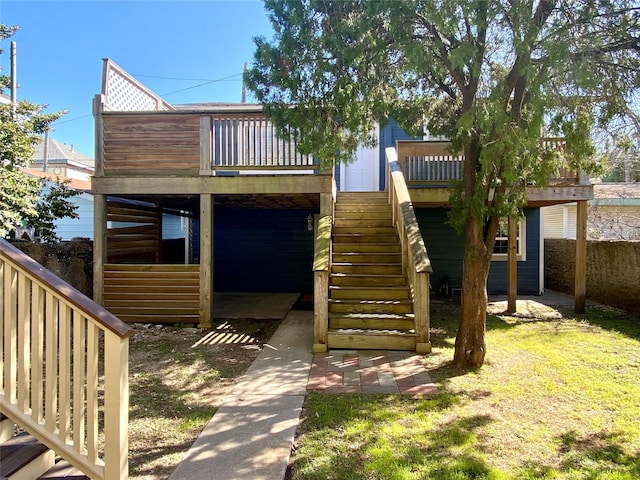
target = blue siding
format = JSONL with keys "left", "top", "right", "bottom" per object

{"left": 416, "top": 208, "right": 541, "bottom": 295}
{"left": 379, "top": 119, "right": 416, "bottom": 191}
{"left": 213, "top": 208, "right": 316, "bottom": 293}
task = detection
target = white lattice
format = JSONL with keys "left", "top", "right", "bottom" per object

{"left": 103, "top": 59, "right": 172, "bottom": 111}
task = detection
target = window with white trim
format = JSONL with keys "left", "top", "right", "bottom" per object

{"left": 492, "top": 217, "right": 526, "bottom": 261}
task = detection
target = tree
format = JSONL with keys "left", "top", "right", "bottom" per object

{"left": 246, "top": 0, "right": 640, "bottom": 367}
{"left": 0, "top": 24, "right": 78, "bottom": 242}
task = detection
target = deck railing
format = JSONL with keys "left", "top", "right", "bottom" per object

{"left": 1, "top": 239, "right": 133, "bottom": 480}
{"left": 396, "top": 138, "right": 580, "bottom": 186}
{"left": 201, "top": 113, "right": 316, "bottom": 173}
{"left": 385, "top": 148, "right": 433, "bottom": 354}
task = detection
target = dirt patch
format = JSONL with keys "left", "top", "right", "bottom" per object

{"left": 127, "top": 317, "right": 282, "bottom": 480}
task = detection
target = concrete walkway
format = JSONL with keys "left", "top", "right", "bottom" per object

{"left": 169, "top": 290, "right": 584, "bottom": 480}
{"left": 168, "top": 309, "right": 313, "bottom": 480}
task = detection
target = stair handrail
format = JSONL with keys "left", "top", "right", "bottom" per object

{"left": 312, "top": 215, "right": 332, "bottom": 353}
{"left": 0, "top": 238, "right": 133, "bottom": 479}
{"left": 385, "top": 147, "right": 433, "bottom": 354}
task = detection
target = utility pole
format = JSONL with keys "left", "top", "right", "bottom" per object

{"left": 10, "top": 41, "right": 17, "bottom": 119}
{"left": 241, "top": 62, "right": 247, "bottom": 103}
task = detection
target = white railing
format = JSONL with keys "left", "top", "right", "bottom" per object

{"left": 386, "top": 147, "right": 433, "bottom": 354}
{"left": 0, "top": 239, "right": 132, "bottom": 479}
{"left": 205, "top": 114, "right": 316, "bottom": 170}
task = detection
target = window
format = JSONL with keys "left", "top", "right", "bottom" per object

{"left": 492, "top": 217, "right": 526, "bottom": 261}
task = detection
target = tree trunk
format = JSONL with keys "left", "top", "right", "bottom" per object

{"left": 453, "top": 215, "right": 492, "bottom": 368}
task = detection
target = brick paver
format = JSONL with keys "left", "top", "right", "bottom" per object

{"left": 307, "top": 350, "right": 437, "bottom": 395}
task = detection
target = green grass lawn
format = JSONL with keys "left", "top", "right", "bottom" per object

{"left": 288, "top": 301, "right": 640, "bottom": 480}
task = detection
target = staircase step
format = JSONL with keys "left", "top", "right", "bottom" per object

{"left": 335, "top": 203, "right": 391, "bottom": 213}
{"left": 329, "top": 298, "right": 413, "bottom": 314}
{"left": 332, "top": 233, "right": 399, "bottom": 244}
{"left": 333, "top": 252, "right": 402, "bottom": 264}
{"left": 332, "top": 263, "right": 403, "bottom": 275}
{"left": 337, "top": 192, "right": 388, "bottom": 203}
{"left": 333, "top": 226, "right": 397, "bottom": 235}
{"left": 0, "top": 432, "right": 55, "bottom": 480}
{"left": 328, "top": 328, "right": 417, "bottom": 350}
{"left": 329, "top": 313, "right": 415, "bottom": 330}
{"left": 333, "top": 243, "right": 401, "bottom": 254}
{"left": 37, "top": 459, "right": 90, "bottom": 479}
{"left": 333, "top": 217, "right": 392, "bottom": 228}
{"left": 330, "top": 273, "right": 407, "bottom": 287}
{"left": 333, "top": 211, "right": 393, "bottom": 220}
{"left": 0, "top": 413, "right": 14, "bottom": 443}
{"left": 329, "top": 285, "right": 410, "bottom": 300}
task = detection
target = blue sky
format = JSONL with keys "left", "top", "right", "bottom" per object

{"left": 0, "top": 0, "right": 274, "bottom": 158}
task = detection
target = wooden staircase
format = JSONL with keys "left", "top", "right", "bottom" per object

{"left": 0, "top": 414, "right": 89, "bottom": 480}
{"left": 328, "top": 191, "right": 418, "bottom": 350}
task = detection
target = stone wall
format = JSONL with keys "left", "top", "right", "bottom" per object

{"left": 545, "top": 239, "right": 640, "bottom": 314}
{"left": 11, "top": 240, "right": 93, "bottom": 299}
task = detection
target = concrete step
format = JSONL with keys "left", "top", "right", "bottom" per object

{"left": 329, "top": 298, "right": 413, "bottom": 314}
{"left": 332, "top": 263, "right": 403, "bottom": 276}
{"left": 333, "top": 243, "right": 401, "bottom": 254}
{"left": 329, "top": 313, "right": 415, "bottom": 330}
{"left": 327, "top": 328, "right": 417, "bottom": 350}
{"left": 330, "top": 273, "right": 408, "bottom": 287}
{"left": 329, "top": 285, "right": 410, "bottom": 301}
{"left": 0, "top": 432, "right": 55, "bottom": 480}
{"left": 333, "top": 252, "right": 402, "bottom": 264}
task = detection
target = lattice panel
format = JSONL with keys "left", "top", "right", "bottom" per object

{"left": 103, "top": 60, "right": 172, "bottom": 112}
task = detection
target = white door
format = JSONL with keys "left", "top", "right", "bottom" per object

{"left": 342, "top": 127, "right": 379, "bottom": 191}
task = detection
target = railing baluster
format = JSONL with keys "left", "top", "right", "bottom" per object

{"left": 73, "top": 314, "right": 87, "bottom": 453}
{"left": 4, "top": 264, "right": 17, "bottom": 403}
{"left": 31, "top": 283, "right": 45, "bottom": 424}
{"left": 86, "top": 322, "right": 99, "bottom": 464}
{"left": 18, "top": 275, "right": 30, "bottom": 414}
{"left": 45, "top": 292, "right": 59, "bottom": 432}
{"left": 59, "top": 303, "right": 71, "bottom": 444}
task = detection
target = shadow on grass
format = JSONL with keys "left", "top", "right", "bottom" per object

{"left": 518, "top": 430, "right": 640, "bottom": 479}
{"left": 289, "top": 392, "right": 495, "bottom": 480}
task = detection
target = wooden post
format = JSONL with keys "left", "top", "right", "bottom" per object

{"left": 414, "top": 271, "right": 432, "bottom": 354}
{"left": 199, "top": 194, "right": 213, "bottom": 328}
{"left": 92, "top": 95, "right": 105, "bottom": 177}
{"left": 199, "top": 116, "right": 212, "bottom": 175}
{"left": 103, "top": 334, "right": 129, "bottom": 480}
{"left": 93, "top": 194, "right": 106, "bottom": 305}
{"left": 507, "top": 217, "right": 517, "bottom": 314}
{"left": 313, "top": 270, "right": 329, "bottom": 353}
{"left": 575, "top": 200, "right": 587, "bottom": 313}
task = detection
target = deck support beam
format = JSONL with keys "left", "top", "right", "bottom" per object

{"left": 199, "top": 194, "right": 213, "bottom": 328}
{"left": 575, "top": 200, "right": 588, "bottom": 313}
{"left": 93, "top": 194, "right": 107, "bottom": 305}
{"left": 507, "top": 217, "right": 517, "bottom": 314}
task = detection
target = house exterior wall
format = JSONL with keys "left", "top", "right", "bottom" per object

{"left": 379, "top": 119, "right": 416, "bottom": 190}
{"left": 190, "top": 208, "right": 317, "bottom": 293}
{"left": 54, "top": 192, "right": 94, "bottom": 240}
{"left": 415, "top": 208, "right": 541, "bottom": 295}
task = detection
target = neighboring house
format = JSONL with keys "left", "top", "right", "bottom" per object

{"left": 30, "top": 137, "right": 95, "bottom": 181}
{"left": 92, "top": 58, "right": 591, "bottom": 352}
{"left": 543, "top": 183, "right": 640, "bottom": 241}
